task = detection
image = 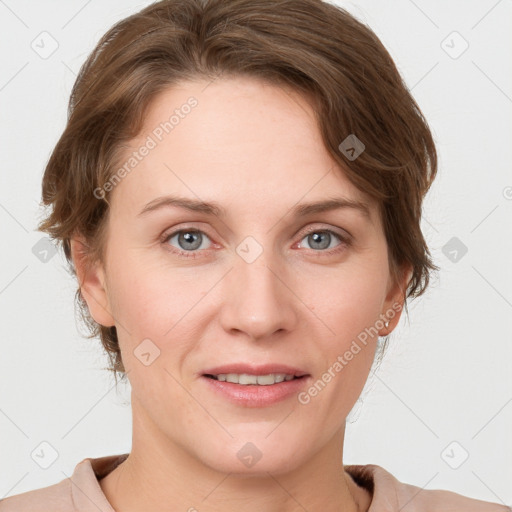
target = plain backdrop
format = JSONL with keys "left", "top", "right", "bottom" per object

{"left": 0, "top": 0, "right": 511, "bottom": 505}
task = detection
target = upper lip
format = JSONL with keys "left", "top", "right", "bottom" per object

{"left": 201, "top": 363, "right": 309, "bottom": 377}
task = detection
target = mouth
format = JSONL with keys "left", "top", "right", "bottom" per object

{"left": 199, "top": 363, "right": 311, "bottom": 406}
{"left": 203, "top": 373, "right": 307, "bottom": 385}
{"left": 200, "top": 368, "right": 311, "bottom": 407}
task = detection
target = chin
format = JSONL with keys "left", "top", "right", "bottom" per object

{"left": 194, "top": 435, "right": 306, "bottom": 476}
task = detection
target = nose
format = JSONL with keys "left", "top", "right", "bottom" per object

{"left": 218, "top": 250, "right": 299, "bottom": 341}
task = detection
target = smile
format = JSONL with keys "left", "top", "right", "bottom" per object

{"left": 204, "top": 373, "right": 302, "bottom": 385}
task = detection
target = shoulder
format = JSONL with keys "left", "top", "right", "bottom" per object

{"left": 0, "top": 478, "right": 72, "bottom": 511}
{"left": 0, "top": 453, "right": 127, "bottom": 512}
{"left": 345, "top": 463, "right": 511, "bottom": 512}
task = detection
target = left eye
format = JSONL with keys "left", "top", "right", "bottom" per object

{"left": 298, "top": 230, "right": 345, "bottom": 251}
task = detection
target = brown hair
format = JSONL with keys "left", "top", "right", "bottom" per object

{"left": 37, "top": 0, "right": 438, "bottom": 381}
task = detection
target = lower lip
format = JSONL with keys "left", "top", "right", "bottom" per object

{"left": 201, "top": 375, "right": 310, "bottom": 407}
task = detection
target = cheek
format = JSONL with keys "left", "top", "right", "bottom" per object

{"left": 106, "top": 249, "right": 194, "bottom": 330}
{"left": 107, "top": 269, "right": 167, "bottom": 335}
{"left": 300, "top": 264, "right": 387, "bottom": 395}
{"left": 105, "top": 252, "right": 211, "bottom": 370}
{"left": 304, "top": 263, "right": 387, "bottom": 341}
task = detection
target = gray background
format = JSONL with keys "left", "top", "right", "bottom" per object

{"left": 0, "top": 0, "right": 511, "bottom": 505}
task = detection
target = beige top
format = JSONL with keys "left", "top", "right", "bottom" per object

{"left": 0, "top": 453, "right": 509, "bottom": 511}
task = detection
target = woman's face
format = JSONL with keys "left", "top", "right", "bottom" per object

{"left": 81, "top": 76, "right": 407, "bottom": 474}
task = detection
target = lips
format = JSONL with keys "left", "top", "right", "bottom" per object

{"left": 201, "top": 363, "right": 309, "bottom": 378}
{"left": 200, "top": 364, "right": 311, "bottom": 407}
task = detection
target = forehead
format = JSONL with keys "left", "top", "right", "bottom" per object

{"left": 109, "top": 76, "right": 378, "bottom": 222}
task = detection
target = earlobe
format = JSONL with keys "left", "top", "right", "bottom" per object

{"left": 70, "top": 237, "right": 115, "bottom": 327}
{"left": 379, "top": 264, "right": 412, "bottom": 336}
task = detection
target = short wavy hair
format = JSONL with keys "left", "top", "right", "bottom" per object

{"left": 37, "top": 0, "right": 439, "bottom": 381}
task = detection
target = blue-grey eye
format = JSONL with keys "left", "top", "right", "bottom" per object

{"left": 166, "top": 230, "right": 210, "bottom": 251}
{"left": 300, "top": 230, "right": 342, "bottom": 251}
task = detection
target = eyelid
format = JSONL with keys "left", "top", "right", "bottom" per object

{"left": 294, "top": 222, "right": 352, "bottom": 242}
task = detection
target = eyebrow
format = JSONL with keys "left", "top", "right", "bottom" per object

{"left": 137, "top": 194, "right": 371, "bottom": 220}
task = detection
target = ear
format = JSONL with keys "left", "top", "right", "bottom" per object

{"left": 378, "top": 263, "right": 413, "bottom": 336}
{"left": 70, "top": 236, "right": 115, "bottom": 327}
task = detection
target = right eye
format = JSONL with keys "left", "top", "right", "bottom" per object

{"left": 161, "top": 228, "right": 214, "bottom": 258}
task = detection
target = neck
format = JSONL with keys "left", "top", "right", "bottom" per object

{"left": 100, "top": 398, "right": 371, "bottom": 512}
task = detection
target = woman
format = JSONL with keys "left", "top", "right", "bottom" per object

{"left": 0, "top": 0, "right": 508, "bottom": 510}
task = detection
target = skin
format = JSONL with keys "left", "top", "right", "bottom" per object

{"left": 71, "top": 76, "right": 411, "bottom": 512}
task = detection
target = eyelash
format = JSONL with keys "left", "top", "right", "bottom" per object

{"left": 160, "top": 225, "right": 351, "bottom": 259}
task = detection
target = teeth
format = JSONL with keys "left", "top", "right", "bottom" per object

{"left": 213, "top": 373, "right": 297, "bottom": 385}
